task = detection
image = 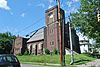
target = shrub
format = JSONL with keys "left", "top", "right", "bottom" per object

{"left": 24, "top": 50, "right": 29, "bottom": 55}
{"left": 53, "top": 48, "right": 59, "bottom": 55}
{"left": 45, "top": 48, "right": 50, "bottom": 54}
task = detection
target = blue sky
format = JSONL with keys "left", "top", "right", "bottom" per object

{"left": 0, "top": 0, "right": 80, "bottom": 37}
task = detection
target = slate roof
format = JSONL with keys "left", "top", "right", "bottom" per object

{"left": 27, "top": 28, "right": 44, "bottom": 43}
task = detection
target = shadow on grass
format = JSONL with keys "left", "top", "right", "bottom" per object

{"left": 74, "top": 59, "right": 90, "bottom": 65}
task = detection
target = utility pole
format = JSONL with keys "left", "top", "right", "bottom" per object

{"left": 57, "top": 0, "right": 63, "bottom": 65}
{"left": 57, "top": 0, "right": 65, "bottom": 66}
{"left": 69, "top": 16, "right": 74, "bottom": 65}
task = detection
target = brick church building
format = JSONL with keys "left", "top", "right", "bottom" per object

{"left": 44, "top": 5, "right": 80, "bottom": 54}
{"left": 14, "top": 6, "right": 80, "bottom": 55}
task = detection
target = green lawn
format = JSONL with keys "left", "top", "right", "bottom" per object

{"left": 17, "top": 54, "right": 96, "bottom": 67}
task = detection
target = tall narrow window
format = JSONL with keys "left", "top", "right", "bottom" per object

{"left": 49, "top": 12, "right": 54, "bottom": 34}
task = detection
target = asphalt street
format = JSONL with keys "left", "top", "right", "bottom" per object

{"left": 21, "top": 64, "right": 48, "bottom": 67}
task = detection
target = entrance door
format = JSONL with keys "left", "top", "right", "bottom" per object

{"left": 35, "top": 45, "right": 37, "bottom": 55}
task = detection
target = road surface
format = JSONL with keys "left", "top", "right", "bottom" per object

{"left": 77, "top": 59, "right": 100, "bottom": 67}
{"left": 21, "top": 64, "right": 48, "bottom": 67}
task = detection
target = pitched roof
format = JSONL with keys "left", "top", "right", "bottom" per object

{"left": 27, "top": 28, "right": 44, "bottom": 43}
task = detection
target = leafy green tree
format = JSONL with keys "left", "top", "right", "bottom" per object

{"left": 0, "top": 32, "right": 16, "bottom": 54}
{"left": 71, "top": 0, "right": 100, "bottom": 47}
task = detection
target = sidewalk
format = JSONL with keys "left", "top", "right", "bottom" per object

{"left": 22, "top": 62, "right": 60, "bottom": 66}
{"left": 21, "top": 59, "right": 100, "bottom": 67}
{"left": 77, "top": 59, "right": 100, "bottom": 67}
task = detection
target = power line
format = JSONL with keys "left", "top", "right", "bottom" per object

{"left": 26, "top": 26, "right": 45, "bottom": 37}
{"left": 26, "top": 24, "right": 60, "bottom": 38}
{"left": 26, "top": 16, "right": 68, "bottom": 37}
{"left": 16, "top": 17, "right": 44, "bottom": 34}
{"left": 16, "top": 1, "right": 68, "bottom": 36}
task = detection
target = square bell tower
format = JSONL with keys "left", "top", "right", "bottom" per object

{"left": 45, "top": 5, "right": 65, "bottom": 52}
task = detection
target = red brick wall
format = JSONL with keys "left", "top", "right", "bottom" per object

{"left": 14, "top": 37, "right": 23, "bottom": 55}
{"left": 14, "top": 37, "right": 28, "bottom": 55}
{"left": 45, "top": 6, "right": 61, "bottom": 52}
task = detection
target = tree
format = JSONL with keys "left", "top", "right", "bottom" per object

{"left": 71, "top": 0, "right": 100, "bottom": 47}
{"left": 0, "top": 32, "right": 16, "bottom": 54}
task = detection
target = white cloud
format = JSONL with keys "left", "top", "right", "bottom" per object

{"left": 37, "top": 3, "right": 45, "bottom": 8}
{"left": 0, "top": 0, "right": 10, "bottom": 10}
{"left": 21, "top": 13, "right": 25, "bottom": 17}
